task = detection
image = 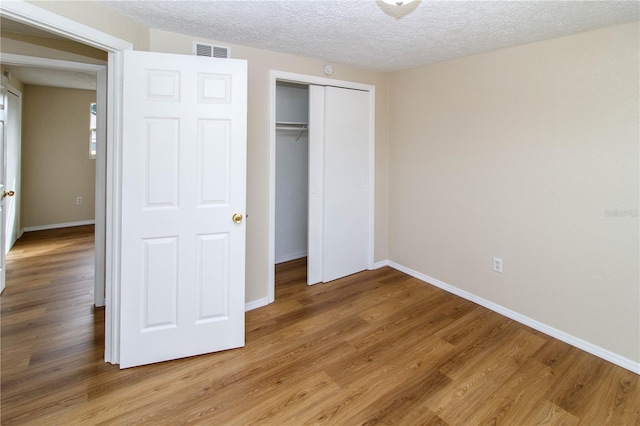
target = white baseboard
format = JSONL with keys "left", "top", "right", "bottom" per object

{"left": 386, "top": 260, "right": 640, "bottom": 375}
{"left": 245, "top": 297, "right": 269, "bottom": 312}
{"left": 23, "top": 220, "right": 96, "bottom": 233}
{"left": 373, "top": 260, "right": 389, "bottom": 269}
{"left": 275, "top": 251, "right": 307, "bottom": 264}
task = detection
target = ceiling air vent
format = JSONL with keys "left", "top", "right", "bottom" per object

{"left": 193, "top": 42, "right": 230, "bottom": 59}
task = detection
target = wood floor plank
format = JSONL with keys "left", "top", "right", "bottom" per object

{"left": 426, "top": 329, "right": 546, "bottom": 424}
{"left": 303, "top": 345, "right": 451, "bottom": 425}
{"left": 472, "top": 357, "right": 555, "bottom": 425}
{"left": 342, "top": 368, "right": 451, "bottom": 425}
{"left": 522, "top": 400, "right": 581, "bottom": 425}
{"left": 574, "top": 363, "right": 640, "bottom": 425}
{"left": 229, "top": 371, "right": 341, "bottom": 426}
{"left": 1, "top": 226, "right": 638, "bottom": 425}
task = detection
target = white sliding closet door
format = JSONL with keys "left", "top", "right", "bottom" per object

{"left": 308, "top": 85, "right": 371, "bottom": 284}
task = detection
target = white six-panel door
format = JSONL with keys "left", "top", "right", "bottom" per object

{"left": 120, "top": 51, "right": 247, "bottom": 368}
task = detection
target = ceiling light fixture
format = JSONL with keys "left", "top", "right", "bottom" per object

{"left": 380, "top": 0, "right": 416, "bottom": 5}
{"left": 377, "top": 0, "right": 421, "bottom": 19}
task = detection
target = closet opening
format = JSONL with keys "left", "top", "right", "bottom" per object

{"left": 274, "top": 82, "right": 310, "bottom": 296}
{"left": 268, "top": 70, "right": 375, "bottom": 305}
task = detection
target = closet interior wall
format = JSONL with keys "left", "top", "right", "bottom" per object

{"left": 275, "top": 82, "right": 309, "bottom": 265}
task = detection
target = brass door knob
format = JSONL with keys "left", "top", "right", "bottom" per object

{"left": 2, "top": 190, "right": 15, "bottom": 199}
{"left": 232, "top": 213, "right": 243, "bottom": 224}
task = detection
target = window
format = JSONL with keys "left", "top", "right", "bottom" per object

{"left": 90, "top": 102, "right": 97, "bottom": 159}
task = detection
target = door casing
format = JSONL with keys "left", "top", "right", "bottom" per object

{"left": 1, "top": 0, "right": 132, "bottom": 364}
{"left": 268, "top": 70, "right": 376, "bottom": 305}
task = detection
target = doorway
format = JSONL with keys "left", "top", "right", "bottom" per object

{"left": 274, "top": 82, "right": 309, "bottom": 266}
{"left": 0, "top": 56, "right": 107, "bottom": 308}
{"left": 0, "top": 0, "right": 132, "bottom": 364}
{"left": 274, "top": 82, "right": 309, "bottom": 297}
{"left": 268, "top": 71, "right": 376, "bottom": 304}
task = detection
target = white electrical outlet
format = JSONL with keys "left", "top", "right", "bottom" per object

{"left": 76, "top": 197, "right": 83, "bottom": 205}
{"left": 493, "top": 257, "right": 503, "bottom": 273}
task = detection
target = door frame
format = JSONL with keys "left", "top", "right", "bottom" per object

{"left": 1, "top": 0, "right": 132, "bottom": 364}
{"left": 268, "top": 70, "right": 376, "bottom": 304}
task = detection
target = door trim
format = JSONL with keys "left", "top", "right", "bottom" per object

{"left": 268, "top": 70, "right": 376, "bottom": 304}
{"left": 0, "top": 0, "right": 132, "bottom": 364}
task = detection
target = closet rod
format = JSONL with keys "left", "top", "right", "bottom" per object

{"left": 275, "top": 122, "right": 307, "bottom": 129}
{"left": 276, "top": 122, "right": 308, "bottom": 141}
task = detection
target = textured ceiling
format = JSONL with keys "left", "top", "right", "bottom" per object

{"left": 99, "top": 0, "right": 640, "bottom": 72}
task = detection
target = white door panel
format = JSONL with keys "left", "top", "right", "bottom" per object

{"left": 5, "top": 90, "right": 20, "bottom": 252}
{"left": 322, "top": 87, "right": 370, "bottom": 282}
{"left": 120, "top": 51, "right": 247, "bottom": 368}
{"left": 308, "top": 85, "right": 371, "bottom": 284}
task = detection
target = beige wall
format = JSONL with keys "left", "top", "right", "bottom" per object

{"left": 388, "top": 22, "right": 639, "bottom": 363}
{"left": 22, "top": 86, "right": 96, "bottom": 228}
{"left": 1, "top": 31, "right": 107, "bottom": 63}
{"left": 149, "top": 29, "right": 390, "bottom": 303}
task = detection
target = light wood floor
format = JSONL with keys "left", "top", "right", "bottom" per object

{"left": 1, "top": 226, "right": 638, "bottom": 425}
